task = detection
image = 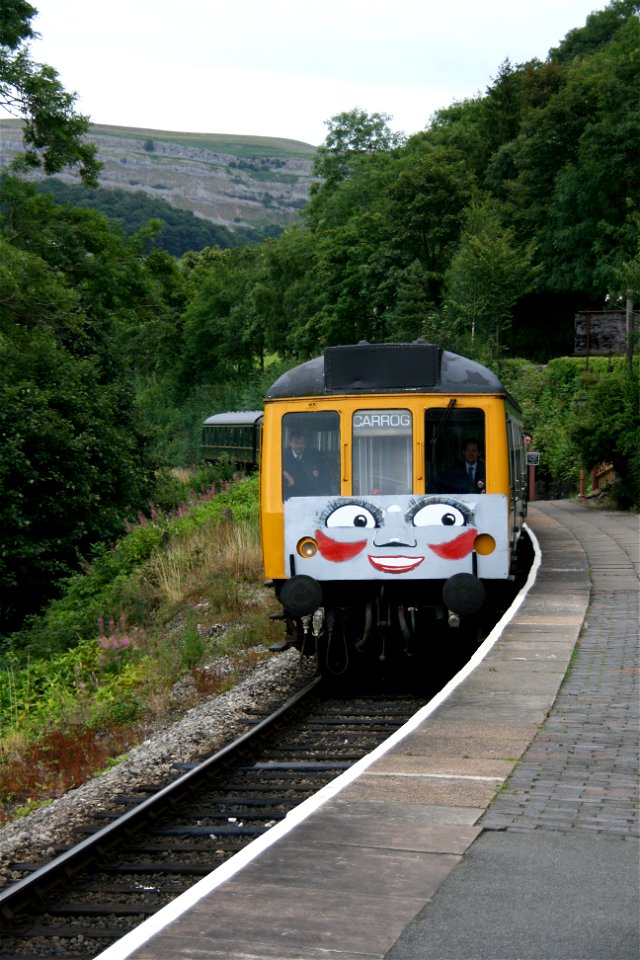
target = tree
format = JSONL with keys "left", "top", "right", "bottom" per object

{"left": 311, "top": 108, "right": 405, "bottom": 190}
{"left": 383, "top": 260, "right": 445, "bottom": 344}
{"left": 0, "top": 0, "right": 100, "bottom": 185}
{"left": 543, "top": 16, "right": 640, "bottom": 294}
{"left": 570, "top": 363, "right": 640, "bottom": 507}
{"left": 502, "top": 8, "right": 640, "bottom": 297}
{"left": 550, "top": 0, "right": 640, "bottom": 64}
{"left": 0, "top": 179, "right": 178, "bottom": 633}
{"left": 482, "top": 60, "right": 527, "bottom": 158}
{"left": 257, "top": 227, "right": 319, "bottom": 359}
{"left": 178, "top": 246, "right": 269, "bottom": 394}
{"left": 0, "top": 243, "right": 155, "bottom": 633}
{"left": 443, "top": 198, "right": 536, "bottom": 360}
{"left": 303, "top": 218, "right": 387, "bottom": 350}
{"left": 387, "top": 141, "right": 474, "bottom": 304}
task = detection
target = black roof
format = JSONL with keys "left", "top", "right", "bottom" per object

{"left": 265, "top": 342, "right": 507, "bottom": 399}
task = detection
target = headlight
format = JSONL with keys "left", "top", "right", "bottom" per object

{"left": 473, "top": 533, "right": 496, "bottom": 556}
{"left": 297, "top": 536, "right": 318, "bottom": 558}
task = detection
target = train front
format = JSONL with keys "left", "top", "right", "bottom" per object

{"left": 260, "top": 342, "right": 522, "bottom": 676}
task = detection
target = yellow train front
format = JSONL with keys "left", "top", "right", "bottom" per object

{"left": 261, "top": 341, "right": 527, "bottom": 677}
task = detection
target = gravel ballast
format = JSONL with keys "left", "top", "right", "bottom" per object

{"left": 0, "top": 649, "right": 315, "bottom": 889}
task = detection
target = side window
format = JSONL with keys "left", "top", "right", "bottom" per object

{"left": 426, "top": 408, "right": 486, "bottom": 494}
{"left": 282, "top": 411, "right": 340, "bottom": 499}
{"left": 508, "top": 416, "right": 526, "bottom": 499}
{"left": 353, "top": 409, "right": 412, "bottom": 496}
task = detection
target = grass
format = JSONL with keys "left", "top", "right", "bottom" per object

{"left": 1, "top": 118, "right": 317, "bottom": 156}
{"left": 90, "top": 123, "right": 318, "bottom": 157}
{"left": 0, "top": 475, "right": 286, "bottom": 827}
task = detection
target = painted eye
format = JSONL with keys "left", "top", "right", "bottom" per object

{"left": 412, "top": 504, "right": 466, "bottom": 527}
{"left": 325, "top": 504, "right": 378, "bottom": 528}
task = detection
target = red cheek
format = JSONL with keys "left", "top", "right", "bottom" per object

{"left": 428, "top": 528, "right": 477, "bottom": 560}
{"left": 316, "top": 528, "right": 367, "bottom": 562}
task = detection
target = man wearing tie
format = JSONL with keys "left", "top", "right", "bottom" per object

{"left": 282, "top": 431, "right": 329, "bottom": 498}
{"left": 438, "top": 438, "right": 486, "bottom": 494}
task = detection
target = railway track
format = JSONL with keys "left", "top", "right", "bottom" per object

{"left": 0, "top": 676, "right": 428, "bottom": 959}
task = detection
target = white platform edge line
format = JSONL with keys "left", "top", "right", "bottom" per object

{"left": 94, "top": 524, "right": 542, "bottom": 959}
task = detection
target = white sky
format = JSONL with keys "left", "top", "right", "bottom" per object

{"left": 28, "top": 0, "right": 602, "bottom": 146}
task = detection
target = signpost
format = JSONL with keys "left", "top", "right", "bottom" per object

{"left": 526, "top": 451, "right": 539, "bottom": 501}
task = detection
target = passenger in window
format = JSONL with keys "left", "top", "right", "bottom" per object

{"left": 283, "top": 432, "right": 331, "bottom": 498}
{"left": 438, "top": 438, "right": 486, "bottom": 494}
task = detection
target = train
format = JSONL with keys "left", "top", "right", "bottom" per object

{"left": 260, "top": 340, "right": 528, "bottom": 677}
{"left": 204, "top": 340, "right": 529, "bottom": 678}
{"left": 201, "top": 410, "right": 263, "bottom": 469}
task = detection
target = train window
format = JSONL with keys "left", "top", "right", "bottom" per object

{"left": 352, "top": 409, "right": 412, "bottom": 495}
{"left": 426, "top": 408, "right": 486, "bottom": 494}
{"left": 282, "top": 411, "right": 340, "bottom": 499}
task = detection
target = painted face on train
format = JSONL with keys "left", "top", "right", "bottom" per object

{"left": 286, "top": 494, "right": 502, "bottom": 579}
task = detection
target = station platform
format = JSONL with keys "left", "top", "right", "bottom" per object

{"left": 97, "top": 501, "right": 639, "bottom": 960}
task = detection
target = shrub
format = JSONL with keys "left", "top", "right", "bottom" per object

{"left": 2, "top": 474, "right": 260, "bottom": 662}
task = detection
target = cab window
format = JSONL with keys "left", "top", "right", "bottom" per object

{"left": 282, "top": 411, "right": 340, "bottom": 499}
{"left": 426, "top": 408, "right": 486, "bottom": 494}
{"left": 353, "top": 409, "right": 412, "bottom": 495}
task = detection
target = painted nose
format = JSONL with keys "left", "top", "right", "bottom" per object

{"left": 373, "top": 513, "right": 416, "bottom": 549}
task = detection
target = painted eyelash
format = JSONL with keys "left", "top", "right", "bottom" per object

{"left": 319, "top": 498, "right": 385, "bottom": 526}
{"left": 406, "top": 496, "right": 474, "bottom": 524}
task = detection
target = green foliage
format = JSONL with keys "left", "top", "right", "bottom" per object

{"left": 0, "top": 636, "right": 147, "bottom": 738}
{"left": 0, "top": 324, "right": 154, "bottom": 634}
{"left": 311, "top": 108, "right": 405, "bottom": 191}
{"left": 37, "top": 179, "right": 240, "bottom": 256}
{"left": 443, "top": 197, "right": 537, "bottom": 360}
{"left": 177, "top": 246, "right": 269, "bottom": 395}
{"left": 2, "top": 475, "right": 260, "bottom": 661}
{"left": 0, "top": 2, "right": 100, "bottom": 185}
{"left": 570, "top": 364, "right": 640, "bottom": 506}
{"left": 550, "top": 0, "right": 639, "bottom": 63}
{"left": 177, "top": 615, "right": 206, "bottom": 671}
{"left": 0, "top": 179, "right": 183, "bottom": 632}
{"left": 502, "top": 356, "right": 639, "bottom": 505}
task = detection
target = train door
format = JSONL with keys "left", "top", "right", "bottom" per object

{"left": 507, "top": 414, "right": 527, "bottom": 547}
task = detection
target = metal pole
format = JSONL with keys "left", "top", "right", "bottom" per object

{"left": 626, "top": 292, "right": 635, "bottom": 375}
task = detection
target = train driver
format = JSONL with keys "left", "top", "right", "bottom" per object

{"left": 282, "top": 431, "right": 331, "bottom": 498}
{"left": 438, "top": 438, "right": 486, "bottom": 494}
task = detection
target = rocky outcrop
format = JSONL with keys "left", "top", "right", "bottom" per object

{"left": 0, "top": 122, "right": 317, "bottom": 229}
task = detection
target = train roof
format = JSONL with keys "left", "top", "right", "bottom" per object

{"left": 202, "top": 410, "right": 263, "bottom": 426}
{"left": 265, "top": 341, "right": 509, "bottom": 399}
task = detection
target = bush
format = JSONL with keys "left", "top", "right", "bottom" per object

{"left": 2, "top": 475, "right": 260, "bottom": 662}
{"left": 570, "top": 365, "right": 640, "bottom": 508}
{"left": 501, "top": 356, "right": 639, "bottom": 505}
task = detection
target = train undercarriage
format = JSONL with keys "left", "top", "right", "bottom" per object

{"left": 273, "top": 577, "right": 518, "bottom": 680}
{"left": 271, "top": 531, "right": 533, "bottom": 681}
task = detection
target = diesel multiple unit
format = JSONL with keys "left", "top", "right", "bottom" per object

{"left": 257, "top": 341, "right": 528, "bottom": 677}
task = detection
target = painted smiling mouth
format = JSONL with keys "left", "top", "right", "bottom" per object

{"left": 368, "top": 555, "right": 425, "bottom": 573}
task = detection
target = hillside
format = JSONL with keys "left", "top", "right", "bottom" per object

{"left": 0, "top": 120, "right": 317, "bottom": 230}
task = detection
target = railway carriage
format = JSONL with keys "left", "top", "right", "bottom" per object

{"left": 201, "top": 410, "right": 263, "bottom": 468}
{"left": 260, "top": 341, "right": 528, "bottom": 677}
